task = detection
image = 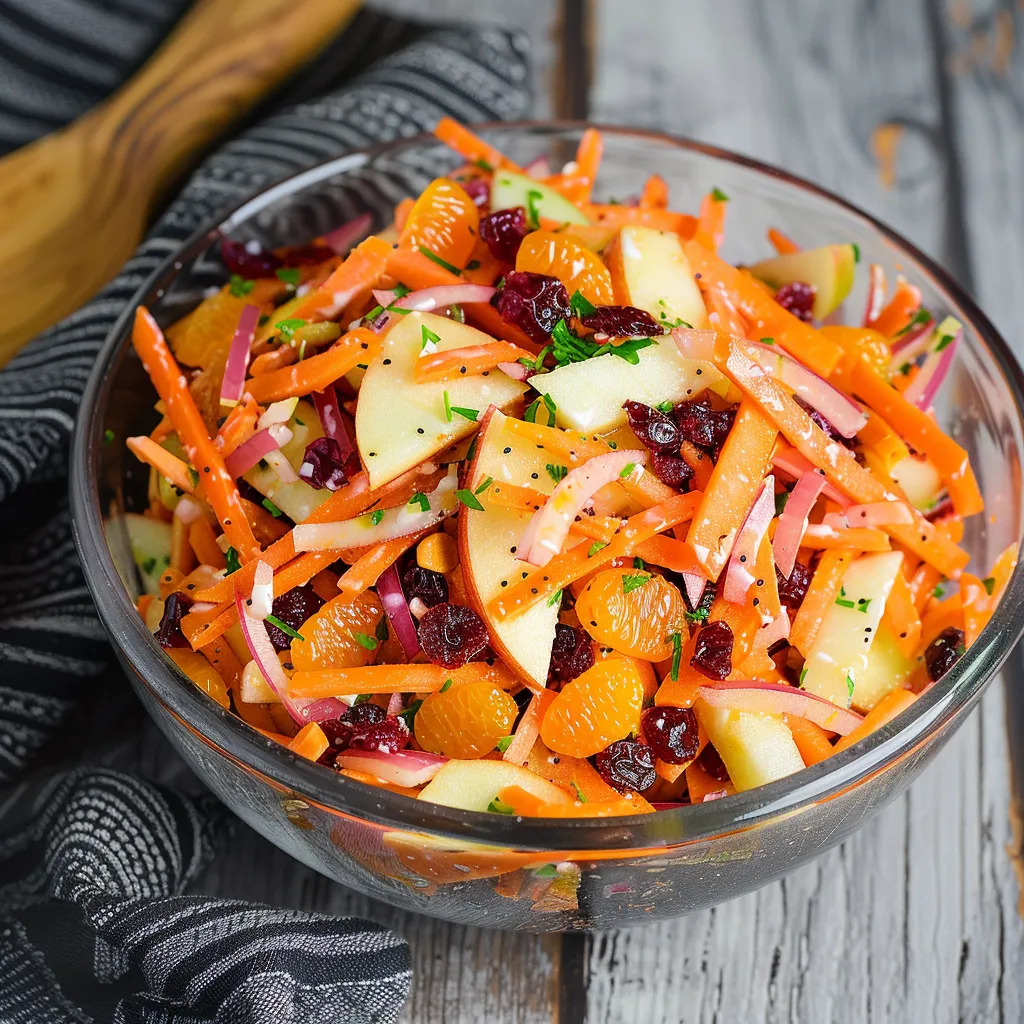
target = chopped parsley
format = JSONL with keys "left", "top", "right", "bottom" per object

{"left": 846, "top": 673, "right": 855, "bottom": 699}
{"left": 569, "top": 289, "right": 597, "bottom": 318}
{"left": 551, "top": 317, "right": 655, "bottom": 366}
{"left": 621, "top": 572, "right": 650, "bottom": 594}
{"left": 418, "top": 246, "right": 461, "bottom": 276}
{"left": 934, "top": 332, "right": 956, "bottom": 352}
{"left": 465, "top": 259, "right": 481, "bottom": 270}
{"left": 475, "top": 475, "right": 493, "bottom": 496}
{"left": 275, "top": 317, "right": 306, "bottom": 342}
{"left": 983, "top": 576, "right": 996, "bottom": 596}
{"left": 375, "top": 618, "right": 389, "bottom": 643}
{"left": 370, "top": 508, "right": 386, "bottom": 525}
{"left": 657, "top": 400, "right": 675, "bottom": 414}
{"left": 450, "top": 405, "right": 479, "bottom": 422}
{"left": 262, "top": 497, "right": 284, "bottom": 518}
{"left": 619, "top": 462, "right": 637, "bottom": 478}
{"left": 523, "top": 397, "right": 541, "bottom": 423}
{"left": 546, "top": 463, "right": 568, "bottom": 484}
{"left": 188, "top": 467, "right": 200, "bottom": 489}
{"left": 534, "top": 864, "right": 559, "bottom": 878}
{"left": 933, "top": 582, "right": 946, "bottom": 599}
{"left": 543, "top": 393, "right": 557, "bottom": 419}
{"left": 533, "top": 344, "right": 552, "bottom": 370}
{"left": 495, "top": 736, "right": 515, "bottom": 753}
{"left": 351, "top": 631, "right": 378, "bottom": 651}
{"left": 141, "top": 556, "right": 157, "bottom": 575}
{"left": 775, "top": 490, "right": 790, "bottom": 515}
{"left": 851, "top": 243, "right": 861, "bottom": 263}
{"left": 488, "top": 797, "right": 515, "bottom": 815}
{"left": 421, "top": 324, "right": 441, "bottom": 351}
{"left": 669, "top": 631, "right": 682, "bottom": 681}
{"left": 525, "top": 188, "right": 543, "bottom": 229}
{"left": 473, "top": 158, "right": 494, "bottom": 172}
{"left": 275, "top": 267, "right": 301, "bottom": 287}
{"left": 587, "top": 541, "right": 607, "bottom": 557}
{"left": 835, "top": 586, "right": 856, "bottom": 609}
{"left": 711, "top": 186, "right": 730, "bottom": 202}
{"left": 761, "top": 337, "right": 775, "bottom": 345}
{"left": 856, "top": 597, "right": 871, "bottom": 613}
{"left": 225, "top": 547, "right": 241, "bottom": 574}
{"left": 547, "top": 589, "right": 563, "bottom": 607}
{"left": 466, "top": 435, "right": 479, "bottom": 462}
{"left": 571, "top": 781, "right": 587, "bottom": 802}
{"left": 443, "top": 389, "right": 452, "bottom": 422}
{"left": 103, "top": 428, "right": 115, "bottom": 446}
{"left": 398, "top": 699, "right": 422, "bottom": 726}
{"left": 266, "top": 614, "right": 305, "bottom": 641}
{"left": 684, "top": 605, "right": 709, "bottom": 624}
{"left": 895, "top": 308, "right": 932, "bottom": 337}
{"left": 799, "top": 666, "right": 808, "bottom": 685}
{"left": 408, "top": 492, "right": 430, "bottom": 513}
{"left": 229, "top": 274, "right": 255, "bottom": 298}
{"left": 455, "top": 488, "right": 485, "bottom": 511}
{"left": 633, "top": 556, "right": 646, "bottom": 570}
{"left": 439, "top": 678, "right": 454, "bottom": 693}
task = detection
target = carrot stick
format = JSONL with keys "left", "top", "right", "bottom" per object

{"left": 686, "top": 401, "right": 777, "bottom": 581}
{"left": 288, "top": 722, "right": 329, "bottom": 761}
{"left": 503, "top": 690, "right": 556, "bottom": 766}
{"left": 959, "top": 572, "right": 990, "bottom": 648}
{"left": 385, "top": 248, "right": 537, "bottom": 350}
{"left": 704, "top": 284, "right": 748, "bottom": 336}
{"left": 580, "top": 204, "right": 698, "bottom": 237}
{"left": 849, "top": 359, "right": 983, "bottom": 518}
{"left": 249, "top": 346, "right": 296, "bottom": 376}
{"left": 882, "top": 568, "right": 922, "bottom": 658}
{"left": 293, "top": 235, "right": 393, "bottom": 321}
{"left": 908, "top": 562, "right": 944, "bottom": 614}
{"left": 867, "top": 277, "right": 922, "bottom": 337}
{"left": 170, "top": 514, "right": 195, "bottom": 574}
{"left": 790, "top": 549, "right": 857, "bottom": 655}
{"left": 127, "top": 436, "right": 195, "bottom": 494}
{"left": 801, "top": 526, "right": 892, "bottom": 551}
{"left": 290, "top": 659, "right": 518, "bottom": 698}
{"left": 638, "top": 173, "right": 669, "bottom": 211}
{"left": 572, "top": 127, "right": 603, "bottom": 203}
{"left": 786, "top": 715, "right": 835, "bottom": 765}
{"left": 919, "top": 596, "right": 965, "bottom": 649}
{"left": 215, "top": 393, "right": 260, "bottom": 457}
{"left": 414, "top": 341, "right": 533, "bottom": 383}
{"left": 132, "top": 308, "right": 261, "bottom": 561}
{"left": 683, "top": 240, "right": 842, "bottom": 376}
{"left": 680, "top": 441, "right": 714, "bottom": 491}
{"left": 239, "top": 496, "right": 290, "bottom": 545}
{"left": 393, "top": 196, "right": 415, "bottom": 233}
{"left": 433, "top": 116, "right": 523, "bottom": 172}
{"left": 633, "top": 535, "right": 705, "bottom": 576}
{"left": 489, "top": 492, "right": 702, "bottom": 621}
{"left": 685, "top": 757, "right": 736, "bottom": 801}
{"left": 337, "top": 532, "right": 426, "bottom": 597}
{"left": 484, "top": 480, "right": 622, "bottom": 543}
{"left": 653, "top": 634, "right": 703, "bottom": 708}
{"left": 767, "top": 227, "right": 800, "bottom": 255}
{"left": 188, "top": 517, "right": 227, "bottom": 569}
{"left": 834, "top": 688, "right": 917, "bottom": 753}
{"left": 245, "top": 329, "right": 379, "bottom": 404}
{"left": 694, "top": 191, "right": 728, "bottom": 252}
{"left": 149, "top": 415, "right": 173, "bottom": 443}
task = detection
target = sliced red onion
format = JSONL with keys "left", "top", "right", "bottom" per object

{"left": 771, "top": 448, "right": 850, "bottom": 507}
{"left": 336, "top": 749, "right": 447, "bottom": 788}
{"left": 671, "top": 327, "right": 719, "bottom": 362}
{"left": 748, "top": 342, "right": 867, "bottom": 438}
{"left": 322, "top": 212, "right": 372, "bottom": 255}
{"left": 296, "top": 697, "right": 353, "bottom": 723}
{"left": 250, "top": 560, "right": 274, "bottom": 619}
{"left": 862, "top": 263, "right": 886, "bottom": 327}
{"left": 257, "top": 398, "right": 299, "bottom": 430}
{"left": 372, "top": 288, "right": 397, "bottom": 308}
{"left": 652, "top": 802, "right": 688, "bottom": 811}
{"left": 822, "top": 500, "right": 913, "bottom": 530}
{"left": 189, "top": 601, "right": 218, "bottom": 615}
{"left": 223, "top": 428, "right": 280, "bottom": 478}
{"left": 723, "top": 476, "right": 775, "bottom": 606}
{"left": 401, "top": 284, "right": 496, "bottom": 312}
{"left": 386, "top": 692, "right": 404, "bottom": 716}
{"left": 377, "top": 563, "right": 421, "bottom": 661}
{"left": 496, "top": 360, "right": 533, "bottom": 381}
{"left": 219, "top": 304, "right": 259, "bottom": 408}
{"left": 518, "top": 450, "right": 647, "bottom": 567}
{"left": 889, "top": 312, "right": 935, "bottom": 356}
{"left": 682, "top": 571, "right": 706, "bottom": 609}
{"left": 408, "top": 597, "right": 430, "bottom": 620}
{"left": 311, "top": 385, "right": 356, "bottom": 461}
{"left": 698, "top": 680, "right": 863, "bottom": 735}
{"left": 368, "top": 310, "right": 400, "bottom": 335}
{"left": 773, "top": 471, "right": 825, "bottom": 578}
{"left": 703, "top": 790, "right": 729, "bottom": 802}
{"left": 758, "top": 607, "right": 791, "bottom": 649}
{"left": 173, "top": 494, "right": 204, "bottom": 525}
{"left": 524, "top": 155, "right": 551, "bottom": 178}
{"left": 902, "top": 318, "right": 961, "bottom": 410}
{"left": 263, "top": 448, "right": 298, "bottom": 484}
{"left": 235, "top": 588, "right": 305, "bottom": 725}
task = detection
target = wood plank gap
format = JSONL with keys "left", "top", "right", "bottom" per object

{"left": 555, "top": 932, "right": 589, "bottom": 1024}
{"left": 555, "top": 0, "right": 592, "bottom": 119}
{"left": 925, "top": 0, "right": 976, "bottom": 291}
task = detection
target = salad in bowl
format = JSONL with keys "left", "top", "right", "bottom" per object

{"left": 121, "top": 118, "right": 1016, "bottom": 820}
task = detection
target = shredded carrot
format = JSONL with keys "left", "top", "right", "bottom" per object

{"left": 680, "top": 441, "right": 713, "bottom": 491}
{"left": 127, "top": 435, "right": 195, "bottom": 494}
{"left": 786, "top": 715, "right": 835, "bottom": 766}
{"left": 288, "top": 722, "right": 329, "bottom": 761}
{"left": 638, "top": 173, "right": 669, "bottom": 210}
{"left": 484, "top": 480, "right": 622, "bottom": 543}
{"left": 882, "top": 568, "right": 922, "bottom": 658}
{"left": 867, "top": 276, "right": 922, "bottom": 337}
{"left": 199, "top": 638, "right": 242, "bottom": 692}
{"left": 489, "top": 492, "right": 702, "bottom": 621}
{"left": 188, "top": 517, "right": 226, "bottom": 569}
{"left": 433, "top": 116, "right": 522, "bottom": 172}
{"left": 694, "top": 190, "right": 728, "bottom": 252}
{"left": 683, "top": 241, "right": 842, "bottom": 376}
{"left": 239, "top": 496, "right": 290, "bottom": 545}
{"left": 959, "top": 572, "right": 990, "bottom": 648}
{"left": 246, "top": 328, "right": 379, "bottom": 403}
{"left": 919, "top": 595, "right": 965, "bottom": 649}
{"left": 414, "top": 341, "right": 533, "bottom": 384}
{"left": 801, "top": 526, "right": 892, "bottom": 552}
{"left": 767, "top": 227, "right": 800, "bottom": 255}
{"left": 686, "top": 401, "right": 777, "bottom": 581}
{"left": 632, "top": 535, "right": 705, "bottom": 576}
{"left": 393, "top": 196, "right": 415, "bottom": 233}
{"left": 571, "top": 127, "right": 604, "bottom": 204}
{"left": 249, "top": 346, "right": 296, "bottom": 376}
{"left": 503, "top": 690, "right": 556, "bottom": 765}
{"left": 170, "top": 515, "right": 195, "bottom": 574}
{"left": 790, "top": 549, "right": 857, "bottom": 655}
{"left": 704, "top": 284, "right": 747, "bottom": 336}
{"left": 132, "top": 307, "right": 260, "bottom": 561}
{"left": 908, "top": 561, "right": 944, "bottom": 613}
{"left": 291, "top": 660, "right": 517, "bottom": 698}
{"left": 337, "top": 531, "right": 426, "bottom": 597}
{"left": 292, "top": 235, "right": 392, "bottom": 321}
{"left": 834, "top": 688, "right": 917, "bottom": 753}
{"left": 580, "top": 204, "right": 697, "bottom": 237}
{"left": 215, "top": 393, "right": 260, "bottom": 457}
{"left": 149, "top": 415, "right": 173, "bottom": 444}
{"left": 685, "top": 756, "right": 736, "bottom": 801}
{"left": 653, "top": 634, "right": 702, "bottom": 709}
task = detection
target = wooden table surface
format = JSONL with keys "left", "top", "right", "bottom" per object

{"left": 178, "top": 1, "right": 1024, "bottom": 1020}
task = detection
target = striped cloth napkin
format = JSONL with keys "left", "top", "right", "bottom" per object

{"left": 0, "top": 3, "right": 531, "bottom": 1021}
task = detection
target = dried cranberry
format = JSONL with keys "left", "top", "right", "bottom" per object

{"left": 299, "top": 437, "right": 349, "bottom": 491}
{"left": 496, "top": 271, "right": 571, "bottom": 345}
{"left": 925, "top": 626, "right": 966, "bottom": 682}
{"left": 651, "top": 453, "right": 694, "bottom": 490}
{"left": 155, "top": 592, "right": 192, "bottom": 649}
{"left": 319, "top": 703, "right": 410, "bottom": 758}
{"left": 641, "top": 706, "right": 700, "bottom": 764}
{"left": 697, "top": 743, "right": 730, "bottom": 782}
{"left": 690, "top": 620, "right": 733, "bottom": 680}
{"left": 220, "top": 238, "right": 282, "bottom": 278}
{"left": 401, "top": 564, "right": 449, "bottom": 608}
{"left": 623, "top": 400, "right": 681, "bottom": 454}
{"left": 266, "top": 584, "right": 324, "bottom": 651}
{"left": 461, "top": 177, "right": 491, "bottom": 209}
{"left": 925, "top": 497, "right": 955, "bottom": 522}
{"left": 549, "top": 623, "right": 595, "bottom": 688}
{"left": 418, "top": 602, "right": 490, "bottom": 668}
{"left": 480, "top": 207, "right": 529, "bottom": 263}
{"left": 594, "top": 739, "right": 656, "bottom": 793}
{"left": 277, "top": 243, "right": 336, "bottom": 266}
{"left": 674, "top": 394, "right": 736, "bottom": 461}
{"left": 776, "top": 561, "right": 813, "bottom": 612}
{"left": 774, "top": 281, "right": 816, "bottom": 322}
{"left": 582, "top": 305, "right": 661, "bottom": 338}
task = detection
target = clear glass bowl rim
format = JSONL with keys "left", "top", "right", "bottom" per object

{"left": 70, "top": 121, "right": 1024, "bottom": 852}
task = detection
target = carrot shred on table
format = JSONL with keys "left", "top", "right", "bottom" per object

{"left": 414, "top": 341, "right": 533, "bottom": 383}
{"left": 127, "top": 435, "right": 195, "bottom": 494}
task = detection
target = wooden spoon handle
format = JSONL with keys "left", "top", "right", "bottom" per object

{"left": 95, "top": 0, "right": 363, "bottom": 198}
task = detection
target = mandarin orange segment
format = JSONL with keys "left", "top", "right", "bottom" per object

{"left": 290, "top": 591, "right": 384, "bottom": 671}
{"left": 414, "top": 679, "right": 519, "bottom": 759}
{"left": 398, "top": 177, "right": 480, "bottom": 269}
{"left": 540, "top": 659, "right": 645, "bottom": 758}
{"left": 515, "top": 230, "right": 615, "bottom": 305}
{"left": 575, "top": 569, "right": 687, "bottom": 661}
{"left": 593, "top": 645, "right": 659, "bottom": 698}
{"left": 166, "top": 288, "right": 259, "bottom": 371}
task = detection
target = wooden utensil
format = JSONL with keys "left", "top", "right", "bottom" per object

{"left": 0, "top": 0, "right": 363, "bottom": 365}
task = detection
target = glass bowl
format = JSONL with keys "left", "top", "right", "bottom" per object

{"left": 71, "top": 123, "right": 1024, "bottom": 931}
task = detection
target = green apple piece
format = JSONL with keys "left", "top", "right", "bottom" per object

{"left": 890, "top": 454, "right": 944, "bottom": 513}
{"left": 801, "top": 551, "right": 903, "bottom": 709}
{"left": 356, "top": 311, "right": 527, "bottom": 489}
{"left": 122, "top": 513, "right": 172, "bottom": 596}
{"left": 155, "top": 433, "right": 187, "bottom": 512}
{"left": 540, "top": 339, "right": 721, "bottom": 433}
{"left": 698, "top": 704, "right": 804, "bottom": 792}
{"left": 748, "top": 244, "right": 857, "bottom": 320}
{"left": 460, "top": 408, "right": 561, "bottom": 687}
{"left": 611, "top": 225, "right": 709, "bottom": 330}
{"left": 418, "top": 758, "right": 571, "bottom": 812}
{"left": 243, "top": 398, "right": 327, "bottom": 523}
{"left": 490, "top": 170, "right": 590, "bottom": 225}
{"left": 851, "top": 624, "right": 914, "bottom": 713}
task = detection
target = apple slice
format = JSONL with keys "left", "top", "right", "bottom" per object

{"left": 539, "top": 338, "right": 721, "bottom": 433}
{"left": 490, "top": 170, "right": 590, "bottom": 225}
{"left": 696, "top": 702, "right": 804, "bottom": 792}
{"left": 418, "top": 758, "right": 570, "bottom": 811}
{"left": 850, "top": 624, "right": 914, "bottom": 713}
{"left": 121, "top": 513, "right": 172, "bottom": 596}
{"left": 801, "top": 551, "right": 903, "bottom": 709}
{"left": 748, "top": 244, "right": 857, "bottom": 320}
{"left": 605, "top": 225, "right": 709, "bottom": 330}
{"left": 356, "top": 311, "right": 527, "bottom": 488}
{"left": 459, "top": 407, "right": 561, "bottom": 687}
{"left": 890, "top": 454, "right": 944, "bottom": 513}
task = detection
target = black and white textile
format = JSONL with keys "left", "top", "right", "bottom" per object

{"left": 0, "top": 3, "right": 532, "bottom": 1020}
